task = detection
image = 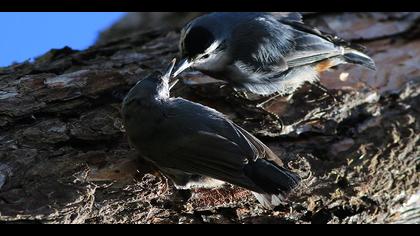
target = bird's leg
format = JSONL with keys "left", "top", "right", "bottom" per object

{"left": 256, "top": 92, "right": 284, "bottom": 131}
{"left": 256, "top": 92, "right": 282, "bottom": 108}
{"left": 311, "top": 82, "right": 338, "bottom": 103}
{"left": 228, "top": 86, "right": 284, "bottom": 131}
{"left": 232, "top": 87, "right": 249, "bottom": 100}
{"left": 218, "top": 85, "right": 250, "bottom": 102}
{"left": 258, "top": 107, "right": 284, "bottom": 132}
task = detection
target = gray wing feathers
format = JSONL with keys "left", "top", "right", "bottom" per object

{"left": 231, "top": 14, "right": 293, "bottom": 72}
{"left": 279, "top": 16, "right": 374, "bottom": 69}
{"left": 156, "top": 98, "right": 300, "bottom": 195}
{"left": 232, "top": 13, "right": 342, "bottom": 72}
{"left": 157, "top": 98, "right": 288, "bottom": 193}
{"left": 231, "top": 123, "right": 282, "bottom": 165}
{"left": 284, "top": 29, "right": 343, "bottom": 67}
{"left": 162, "top": 131, "right": 264, "bottom": 192}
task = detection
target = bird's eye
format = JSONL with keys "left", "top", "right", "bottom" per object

{"left": 202, "top": 54, "right": 210, "bottom": 59}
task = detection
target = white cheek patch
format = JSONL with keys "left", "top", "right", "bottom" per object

{"left": 193, "top": 41, "right": 227, "bottom": 71}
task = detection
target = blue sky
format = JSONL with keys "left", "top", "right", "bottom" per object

{"left": 0, "top": 12, "right": 126, "bottom": 67}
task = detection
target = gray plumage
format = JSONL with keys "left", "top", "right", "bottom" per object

{"left": 174, "top": 12, "right": 376, "bottom": 96}
{"left": 122, "top": 61, "right": 300, "bottom": 209}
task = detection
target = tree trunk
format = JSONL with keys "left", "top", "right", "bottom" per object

{"left": 0, "top": 12, "right": 419, "bottom": 224}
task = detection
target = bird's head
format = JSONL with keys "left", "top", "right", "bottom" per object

{"left": 123, "top": 59, "right": 176, "bottom": 106}
{"left": 173, "top": 20, "right": 229, "bottom": 77}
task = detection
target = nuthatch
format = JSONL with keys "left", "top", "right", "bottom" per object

{"left": 122, "top": 59, "right": 300, "bottom": 209}
{"left": 173, "top": 12, "right": 376, "bottom": 97}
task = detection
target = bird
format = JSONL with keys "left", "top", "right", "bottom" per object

{"left": 121, "top": 59, "right": 301, "bottom": 209}
{"left": 173, "top": 12, "right": 376, "bottom": 99}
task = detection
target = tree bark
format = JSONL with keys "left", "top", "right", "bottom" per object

{"left": 0, "top": 12, "right": 419, "bottom": 224}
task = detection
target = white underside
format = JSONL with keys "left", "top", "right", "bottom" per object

{"left": 173, "top": 177, "right": 226, "bottom": 190}
{"left": 238, "top": 57, "right": 347, "bottom": 96}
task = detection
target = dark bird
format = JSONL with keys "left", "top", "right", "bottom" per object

{"left": 122, "top": 60, "right": 301, "bottom": 209}
{"left": 173, "top": 12, "right": 376, "bottom": 97}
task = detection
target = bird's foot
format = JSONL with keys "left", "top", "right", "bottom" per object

{"left": 255, "top": 93, "right": 284, "bottom": 131}
{"left": 255, "top": 106, "right": 284, "bottom": 132}
{"left": 310, "top": 82, "right": 338, "bottom": 103}
{"left": 232, "top": 88, "right": 250, "bottom": 100}
{"left": 256, "top": 92, "right": 282, "bottom": 108}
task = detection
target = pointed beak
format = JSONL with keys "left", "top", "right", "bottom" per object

{"left": 172, "top": 58, "right": 192, "bottom": 78}
{"left": 163, "top": 58, "right": 177, "bottom": 80}
{"left": 162, "top": 58, "right": 180, "bottom": 91}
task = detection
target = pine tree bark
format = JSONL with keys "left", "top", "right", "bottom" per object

{"left": 0, "top": 12, "right": 419, "bottom": 223}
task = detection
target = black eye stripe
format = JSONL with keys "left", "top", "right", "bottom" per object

{"left": 183, "top": 26, "right": 215, "bottom": 58}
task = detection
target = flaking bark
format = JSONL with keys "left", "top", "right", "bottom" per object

{"left": 0, "top": 12, "right": 419, "bottom": 224}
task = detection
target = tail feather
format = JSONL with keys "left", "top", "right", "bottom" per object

{"left": 343, "top": 48, "right": 377, "bottom": 71}
{"left": 244, "top": 159, "right": 301, "bottom": 209}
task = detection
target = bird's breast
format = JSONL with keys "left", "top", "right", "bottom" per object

{"left": 197, "top": 63, "right": 252, "bottom": 85}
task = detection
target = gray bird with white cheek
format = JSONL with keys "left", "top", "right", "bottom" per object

{"left": 173, "top": 12, "right": 376, "bottom": 96}
{"left": 122, "top": 60, "right": 301, "bottom": 209}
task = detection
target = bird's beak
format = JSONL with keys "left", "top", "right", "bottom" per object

{"left": 163, "top": 58, "right": 177, "bottom": 80}
{"left": 163, "top": 58, "right": 180, "bottom": 90}
{"left": 172, "top": 58, "right": 192, "bottom": 78}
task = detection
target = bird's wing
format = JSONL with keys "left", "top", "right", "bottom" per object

{"left": 277, "top": 16, "right": 368, "bottom": 67}
{"left": 161, "top": 130, "right": 264, "bottom": 192}
{"left": 279, "top": 17, "right": 367, "bottom": 52}
{"left": 230, "top": 14, "right": 292, "bottom": 73}
{"left": 230, "top": 122, "right": 284, "bottom": 167}
{"left": 231, "top": 13, "right": 349, "bottom": 72}
{"left": 155, "top": 98, "right": 288, "bottom": 193}
{"left": 283, "top": 28, "right": 344, "bottom": 68}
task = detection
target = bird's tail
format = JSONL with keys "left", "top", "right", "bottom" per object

{"left": 244, "top": 160, "right": 301, "bottom": 209}
{"left": 252, "top": 192, "right": 286, "bottom": 210}
{"left": 343, "top": 47, "right": 376, "bottom": 71}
